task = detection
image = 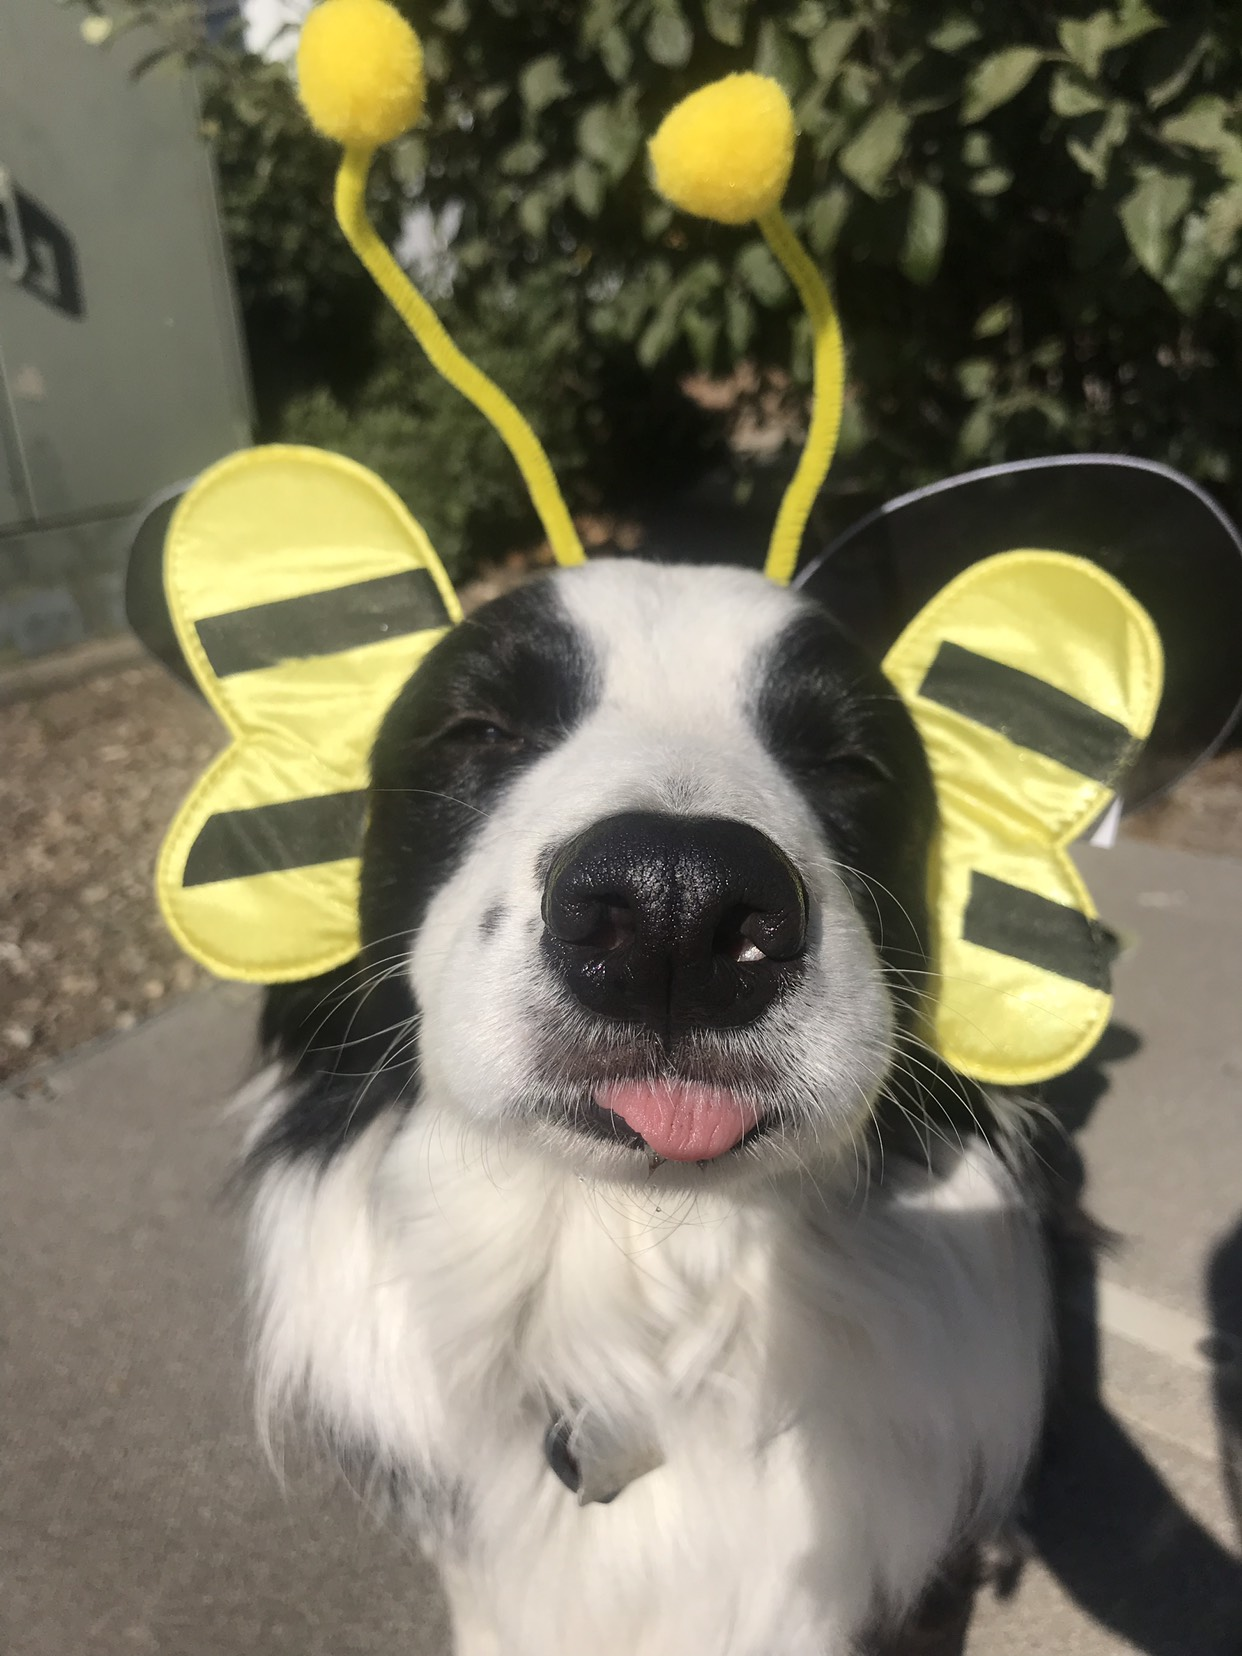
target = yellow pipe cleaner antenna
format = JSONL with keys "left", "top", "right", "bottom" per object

{"left": 296, "top": 0, "right": 585, "bottom": 569}
{"left": 649, "top": 73, "right": 844, "bottom": 586}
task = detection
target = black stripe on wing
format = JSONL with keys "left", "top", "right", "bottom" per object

{"left": 962, "top": 872, "right": 1118, "bottom": 991}
{"left": 182, "top": 791, "right": 368, "bottom": 886}
{"left": 918, "top": 641, "right": 1136, "bottom": 786}
{"left": 195, "top": 569, "right": 448, "bottom": 678}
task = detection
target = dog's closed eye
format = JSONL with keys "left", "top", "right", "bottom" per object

{"left": 432, "top": 716, "right": 527, "bottom": 751}
{"left": 787, "top": 748, "right": 894, "bottom": 787}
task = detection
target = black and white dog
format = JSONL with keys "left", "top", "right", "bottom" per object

{"left": 244, "top": 560, "right": 1050, "bottom": 1655}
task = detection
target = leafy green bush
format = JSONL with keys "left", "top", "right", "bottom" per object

{"left": 409, "top": 0, "right": 1242, "bottom": 516}
{"left": 274, "top": 278, "right": 593, "bottom": 568}
{"left": 78, "top": 0, "right": 1242, "bottom": 572}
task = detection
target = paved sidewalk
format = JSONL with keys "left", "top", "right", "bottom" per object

{"left": 3, "top": 841, "right": 1240, "bottom": 1655}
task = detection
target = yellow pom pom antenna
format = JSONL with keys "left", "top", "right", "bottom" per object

{"left": 297, "top": 0, "right": 425, "bottom": 149}
{"left": 650, "top": 74, "right": 845, "bottom": 587}
{"left": 649, "top": 74, "right": 794, "bottom": 226}
{"left": 295, "top": 0, "right": 584, "bottom": 569}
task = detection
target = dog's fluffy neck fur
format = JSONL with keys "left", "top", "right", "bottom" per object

{"left": 250, "top": 1080, "right": 1047, "bottom": 1656}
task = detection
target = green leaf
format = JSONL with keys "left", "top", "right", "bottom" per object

{"left": 1060, "top": 5, "right": 1160, "bottom": 79}
{"left": 835, "top": 395, "right": 867, "bottom": 458}
{"left": 962, "top": 130, "right": 994, "bottom": 169}
{"left": 755, "top": 19, "right": 804, "bottom": 95}
{"left": 645, "top": 3, "right": 693, "bottom": 69}
{"left": 961, "top": 48, "right": 1044, "bottom": 124}
{"left": 1162, "top": 210, "right": 1219, "bottom": 315}
{"left": 519, "top": 54, "right": 570, "bottom": 117}
{"left": 1031, "top": 338, "right": 1065, "bottom": 369}
{"left": 389, "top": 134, "right": 428, "bottom": 188}
{"left": 838, "top": 61, "right": 878, "bottom": 114}
{"left": 725, "top": 287, "right": 755, "bottom": 354}
{"left": 838, "top": 105, "right": 909, "bottom": 197}
{"left": 1161, "top": 96, "right": 1230, "bottom": 150}
{"left": 974, "top": 299, "right": 1013, "bottom": 339}
{"left": 1201, "top": 182, "right": 1242, "bottom": 257}
{"left": 957, "top": 357, "right": 997, "bottom": 398}
{"left": 1161, "top": 97, "right": 1242, "bottom": 180}
{"left": 900, "top": 182, "right": 947, "bottom": 284}
{"left": 1112, "top": 0, "right": 1164, "bottom": 52}
{"left": 928, "top": 15, "right": 982, "bottom": 52}
{"left": 788, "top": 3, "right": 828, "bottom": 40}
{"left": 1163, "top": 183, "right": 1242, "bottom": 312}
{"left": 578, "top": 97, "right": 641, "bottom": 180}
{"left": 579, "top": 0, "right": 618, "bottom": 47}
{"left": 1049, "top": 69, "right": 1107, "bottom": 119}
{"left": 1059, "top": 13, "right": 1116, "bottom": 79}
{"left": 704, "top": 0, "right": 746, "bottom": 47}
{"left": 968, "top": 166, "right": 1014, "bottom": 196}
{"left": 959, "top": 401, "right": 996, "bottom": 461}
{"left": 432, "top": 0, "right": 469, "bottom": 30}
{"left": 642, "top": 198, "right": 675, "bottom": 237}
{"left": 475, "top": 84, "right": 509, "bottom": 118}
{"left": 638, "top": 300, "right": 682, "bottom": 369}
{"left": 570, "top": 157, "right": 605, "bottom": 217}
{"left": 518, "top": 189, "right": 552, "bottom": 239}
{"left": 683, "top": 306, "right": 721, "bottom": 369}
{"left": 600, "top": 26, "right": 633, "bottom": 83}
{"left": 1119, "top": 168, "right": 1195, "bottom": 278}
{"left": 499, "top": 137, "right": 544, "bottom": 176}
{"left": 808, "top": 19, "right": 861, "bottom": 85}
{"left": 736, "top": 240, "right": 788, "bottom": 305}
{"left": 421, "top": 35, "right": 450, "bottom": 83}
{"left": 795, "top": 86, "right": 845, "bottom": 143}
{"left": 1065, "top": 104, "right": 1131, "bottom": 184}
{"left": 804, "top": 184, "right": 851, "bottom": 256}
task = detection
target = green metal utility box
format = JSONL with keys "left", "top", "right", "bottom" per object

{"left": 0, "top": 0, "right": 250, "bottom": 662}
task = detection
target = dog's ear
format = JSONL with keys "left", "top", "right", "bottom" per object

{"left": 883, "top": 549, "right": 1162, "bottom": 1087}
{"left": 796, "top": 455, "right": 1242, "bottom": 808}
{"left": 155, "top": 445, "right": 462, "bottom": 984}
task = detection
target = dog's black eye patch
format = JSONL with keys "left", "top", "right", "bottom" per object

{"left": 755, "top": 605, "right": 937, "bottom": 1005}
{"left": 360, "top": 577, "right": 598, "bottom": 954}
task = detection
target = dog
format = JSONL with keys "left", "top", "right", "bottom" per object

{"left": 242, "top": 557, "right": 1051, "bottom": 1655}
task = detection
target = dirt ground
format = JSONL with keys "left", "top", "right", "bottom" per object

{"left": 2, "top": 647, "right": 1241, "bottom": 1085}
{"left": 0, "top": 663, "right": 219, "bottom": 1081}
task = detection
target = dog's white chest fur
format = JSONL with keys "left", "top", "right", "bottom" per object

{"left": 252, "top": 1098, "right": 1049, "bottom": 1656}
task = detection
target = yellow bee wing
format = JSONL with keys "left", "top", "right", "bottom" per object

{"left": 883, "top": 550, "right": 1163, "bottom": 1086}
{"left": 157, "top": 445, "right": 462, "bottom": 983}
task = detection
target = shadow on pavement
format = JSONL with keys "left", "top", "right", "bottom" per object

{"left": 1022, "top": 1025, "right": 1242, "bottom": 1655}
{"left": 1208, "top": 1218, "right": 1242, "bottom": 1548}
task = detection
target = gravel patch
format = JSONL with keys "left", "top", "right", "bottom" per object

{"left": 1123, "top": 749, "right": 1242, "bottom": 861}
{"left": 0, "top": 664, "right": 221, "bottom": 1082}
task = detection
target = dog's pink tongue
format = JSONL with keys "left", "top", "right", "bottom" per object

{"left": 598, "top": 1080, "right": 758, "bottom": 1162}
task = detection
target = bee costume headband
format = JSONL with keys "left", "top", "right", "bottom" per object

{"left": 145, "top": 0, "right": 1195, "bottom": 1087}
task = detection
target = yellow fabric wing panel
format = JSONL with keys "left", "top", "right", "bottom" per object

{"left": 883, "top": 551, "right": 1163, "bottom": 1086}
{"left": 157, "top": 446, "right": 462, "bottom": 983}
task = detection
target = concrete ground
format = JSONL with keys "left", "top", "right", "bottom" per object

{"left": 3, "top": 840, "right": 1240, "bottom": 1655}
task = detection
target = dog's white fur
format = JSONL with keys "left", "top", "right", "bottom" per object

{"left": 246, "top": 563, "right": 1052, "bottom": 1654}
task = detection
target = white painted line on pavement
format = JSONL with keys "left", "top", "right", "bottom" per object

{"left": 1097, "top": 1278, "right": 1213, "bottom": 1372}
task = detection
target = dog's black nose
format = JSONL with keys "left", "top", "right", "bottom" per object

{"left": 542, "top": 812, "right": 807, "bottom": 1036}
